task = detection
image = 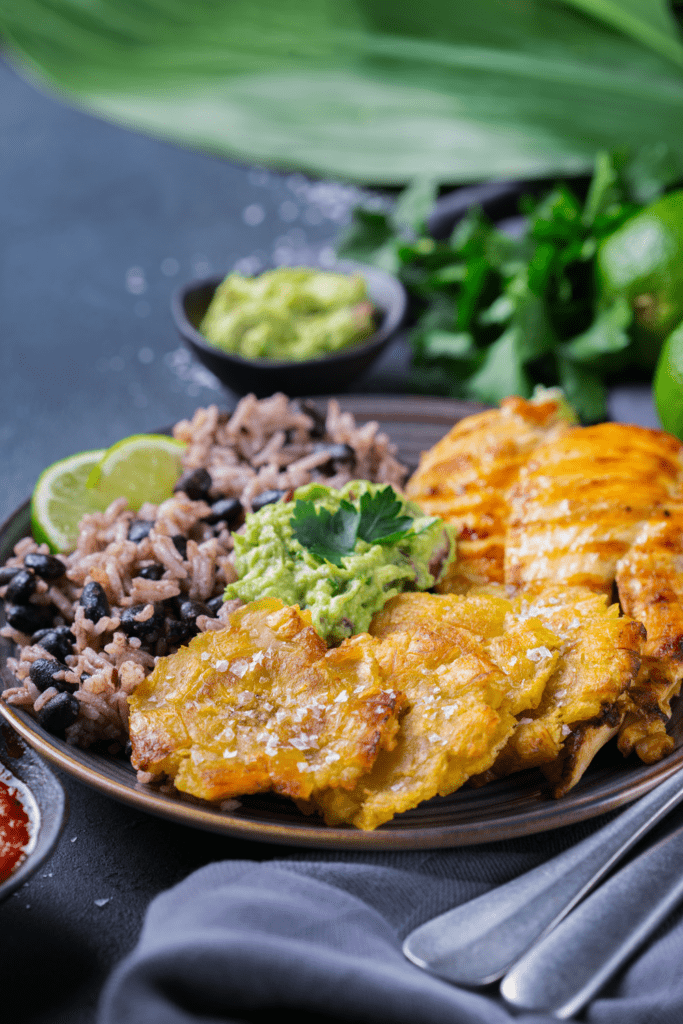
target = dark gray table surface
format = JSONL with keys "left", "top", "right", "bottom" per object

{"left": 0, "top": 50, "right": 663, "bottom": 1024}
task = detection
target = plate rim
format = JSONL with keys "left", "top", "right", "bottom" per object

{"left": 2, "top": 393, "right": 680, "bottom": 850}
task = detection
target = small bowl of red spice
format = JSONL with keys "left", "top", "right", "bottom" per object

{"left": 0, "top": 723, "right": 66, "bottom": 901}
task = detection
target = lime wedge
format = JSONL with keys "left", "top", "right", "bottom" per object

{"left": 86, "top": 434, "right": 186, "bottom": 511}
{"left": 31, "top": 449, "right": 108, "bottom": 553}
{"left": 654, "top": 320, "right": 683, "bottom": 440}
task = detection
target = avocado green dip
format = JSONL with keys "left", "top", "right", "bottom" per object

{"left": 223, "top": 481, "right": 455, "bottom": 644}
{"left": 200, "top": 267, "right": 375, "bottom": 361}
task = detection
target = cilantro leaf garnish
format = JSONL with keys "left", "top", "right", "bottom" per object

{"left": 291, "top": 499, "right": 360, "bottom": 567}
{"left": 291, "top": 487, "right": 415, "bottom": 565}
{"left": 356, "top": 487, "right": 414, "bottom": 545}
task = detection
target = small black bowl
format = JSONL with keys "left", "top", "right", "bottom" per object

{"left": 0, "top": 723, "right": 67, "bottom": 901}
{"left": 171, "top": 260, "right": 407, "bottom": 398}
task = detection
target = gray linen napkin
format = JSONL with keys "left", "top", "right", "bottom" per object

{"left": 98, "top": 812, "right": 683, "bottom": 1024}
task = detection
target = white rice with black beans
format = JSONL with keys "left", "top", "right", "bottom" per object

{"left": 0, "top": 395, "right": 407, "bottom": 753}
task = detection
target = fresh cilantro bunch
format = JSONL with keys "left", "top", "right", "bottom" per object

{"left": 336, "top": 147, "right": 683, "bottom": 423}
{"left": 291, "top": 486, "right": 415, "bottom": 566}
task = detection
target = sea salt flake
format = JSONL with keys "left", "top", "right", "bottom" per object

{"left": 200, "top": 652, "right": 210, "bottom": 662}
{"left": 290, "top": 733, "right": 319, "bottom": 751}
{"left": 215, "top": 659, "right": 229, "bottom": 673}
{"left": 94, "top": 898, "right": 110, "bottom": 907}
{"left": 334, "top": 691, "right": 348, "bottom": 703}
{"left": 526, "top": 646, "right": 552, "bottom": 663}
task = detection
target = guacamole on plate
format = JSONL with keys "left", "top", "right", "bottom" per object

{"left": 224, "top": 481, "right": 455, "bottom": 643}
{"left": 200, "top": 267, "right": 375, "bottom": 361}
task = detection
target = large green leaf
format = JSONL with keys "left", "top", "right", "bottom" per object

{"left": 2, "top": 1, "right": 683, "bottom": 183}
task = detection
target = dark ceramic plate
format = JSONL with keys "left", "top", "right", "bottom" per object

{"left": 172, "top": 260, "right": 407, "bottom": 398}
{"left": 0, "top": 724, "right": 66, "bottom": 900}
{"left": 2, "top": 396, "right": 682, "bottom": 851}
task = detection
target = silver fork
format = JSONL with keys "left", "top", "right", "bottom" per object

{"left": 403, "top": 761, "right": 683, "bottom": 988}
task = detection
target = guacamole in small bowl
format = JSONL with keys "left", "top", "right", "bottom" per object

{"left": 200, "top": 267, "right": 375, "bottom": 362}
{"left": 224, "top": 481, "right": 456, "bottom": 644}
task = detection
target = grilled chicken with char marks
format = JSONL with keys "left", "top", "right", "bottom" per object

{"left": 505, "top": 422, "right": 683, "bottom": 593}
{"left": 405, "top": 392, "right": 573, "bottom": 592}
{"left": 616, "top": 503, "right": 683, "bottom": 763}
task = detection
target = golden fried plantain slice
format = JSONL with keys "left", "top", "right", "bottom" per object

{"left": 505, "top": 423, "right": 683, "bottom": 594}
{"left": 128, "top": 598, "right": 403, "bottom": 803}
{"left": 405, "top": 392, "right": 572, "bottom": 592}
{"left": 311, "top": 592, "right": 561, "bottom": 830}
{"left": 616, "top": 502, "right": 683, "bottom": 763}
{"left": 490, "top": 586, "right": 644, "bottom": 796}
{"left": 371, "top": 590, "right": 562, "bottom": 713}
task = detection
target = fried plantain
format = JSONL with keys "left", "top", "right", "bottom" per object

{"left": 489, "top": 586, "right": 645, "bottom": 795}
{"left": 128, "top": 598, "right": 404, "bottom": 803}
{"left": 310, "top": 591, "right": 561, "bottom": 829}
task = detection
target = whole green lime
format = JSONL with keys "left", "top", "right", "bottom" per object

{"left": 596, "top": 190, "right": 683, "bottom": 368}
{"left": 654, "top": 319, "right": 683, "bottom": 440}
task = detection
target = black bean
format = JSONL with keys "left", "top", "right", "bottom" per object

{"left": 292, "top": 399, "right": 326, "bottom": 438}
{"left": 202, "top": 497, "right": 242, "bottom": 527}
{"left": 79, "top": 581, "right": 110, "bottom": 623}
{"left": 31, "top": 626, "right": 76, "bottom": 661}
{"left": 119, "top": 603, "right": 165, "bottom": 642}
{"left": 251, "top": 490, "right": 286, "bottom": 512}
{"left": 206, "top": 596, "right": 224, "bottom": 617}
{"left": 127, "top": 519, "right": 154, "bottom": 543}
{"left": 179, "top": 599, "right": 210, "bottom": 622}
{"left": 138, "top": 563, "right": 165, "bottom": 581}
{"left": 24, "top": 553, "right": 66, "bottom": 580}
{"left": 171, "top": 535, "right": 188, "bottom": 560}
{"left": 5, "top": 570, "right": 37, "bottom": 604}
{"left": 37, "top": 691, "right": 80, "bottom": 735}
{"left": 313, "top": 442, "right": 356, "bottom": 473}
{"left": 165, "top": 618, "right": 197, "bottom": 647}
{"left": 29, "top": 658, "right": 72, "bottom": 693}
{"left": 5, "top": 603, "right": 52, "bottom": 635}
{"left": 174, "top": 467, "right": 212, "bottom": 501}
{"left": 0, "top": 566, "right": 20, "bottom": 586}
